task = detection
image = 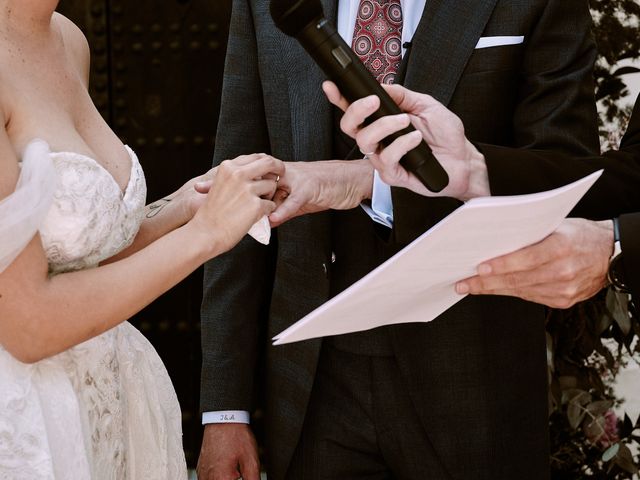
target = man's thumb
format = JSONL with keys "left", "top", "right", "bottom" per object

{"left": 269, "top": 192, "right": 299, "bottom": 227}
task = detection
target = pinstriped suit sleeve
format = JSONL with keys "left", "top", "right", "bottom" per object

{"left": 200, "top": 0, "right": 275, "bottom": 414}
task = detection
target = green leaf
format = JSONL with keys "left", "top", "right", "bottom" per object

{"left": 596, "top": 309, "right": 613, "bottom": 335}
{"left": 558, "top": 378, "right": 579, "bottom": 395}
{"left": 586, "top": 400, "right": 613, "bottom": 417}
{"left": 562, "top": 388, "right": 589, "bottom": 405}
{"left": 567, "top": 391, "right": 591, "bottom": 429}
{"left": 602, "top": 443, "right": 619, "bottom": 462}
{"left": 583, "top": 415, "right": 606, "bottom": 440}
{"left": 568, "top": 404, "right": 586, "bottom": 430}
{"left": 620, "top": 413, "right": 634, "bottom": 437}
{"left": 606, "top": 289, "right": 631, "bottom": 335}
{"left": 612, "top": 65, "right": 640, "bottom": 76}
{"left": 614, "top": 444, "right": 639, "bottom": 474}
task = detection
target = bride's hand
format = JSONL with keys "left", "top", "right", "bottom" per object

{"left": 175, "top": 168, "right": 216, "bottom": 221}
{"left": 189, "top": 154, "right": 284, "bottom": 255}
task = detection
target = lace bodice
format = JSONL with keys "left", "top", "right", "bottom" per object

{"left": 0, "top": 144, "right": 186, "bottom": 480}
{"left": 40, "top": 147, "right": 146, "bottom": 274}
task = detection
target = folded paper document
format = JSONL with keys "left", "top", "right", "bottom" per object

{"left": 274, "top": 171, "right": 602, "bottom": 345}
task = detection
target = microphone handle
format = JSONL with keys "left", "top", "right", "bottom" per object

{"left": 303, "top": 20, "right": 449, "bottom": 192}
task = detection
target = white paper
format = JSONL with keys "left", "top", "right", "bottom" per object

{"left": 274, "top": 171, "right": 602, "bottom": 345}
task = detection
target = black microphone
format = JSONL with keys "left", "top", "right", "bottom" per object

{"left": 270, "top": 0, "right": 449, "bottom": 193}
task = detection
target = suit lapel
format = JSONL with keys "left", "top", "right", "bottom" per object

{"left": 404, "top": 0, "right": 500, "bottom": 106}
{"left": 282, "top": 0, "right": 337, "bottom": 162}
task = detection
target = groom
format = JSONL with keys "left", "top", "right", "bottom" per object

{"left": 199, "top": 0, "right": 599, "bottom": 479}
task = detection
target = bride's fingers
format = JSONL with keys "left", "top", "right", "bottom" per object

{"left": 200, "top": 164, "right": 280, "bottom": 199}
{"left": 240, "top": 156, "right": 285, "bottom": 181}
{"left": 251, "top": 178, "right": 279, "bottom": 199}
{"left": 226, "top": 153, "right": 272, "bottom": 167}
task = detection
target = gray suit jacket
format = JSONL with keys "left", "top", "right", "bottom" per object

{"left": 201, "top": 1, "right": 599, "bottom": 478}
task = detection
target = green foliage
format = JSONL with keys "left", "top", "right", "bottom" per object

{"left": 547, "top": 3, "right": 640, "bottom": 477}
{"left": 548, "top": 291, "right": 640, "bottom": 477}
{"left": 591, "top": 0, "right": 640, "bottom": 123}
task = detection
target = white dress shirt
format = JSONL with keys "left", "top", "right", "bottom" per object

{"left": 203, "top": 0, "right": 426, "bottom": 426}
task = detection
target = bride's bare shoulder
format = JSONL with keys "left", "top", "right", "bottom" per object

{"left": 53, "top": 13, "right": 90, "bottom": 87}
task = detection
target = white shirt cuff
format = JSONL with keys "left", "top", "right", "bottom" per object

{"left": 360, "top": 170, "right": 394, "bottom": 228}
{"left": 202, "top": 410, "right": 250, "bottom": 425}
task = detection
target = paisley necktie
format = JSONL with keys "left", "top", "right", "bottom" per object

{"left": 351, "top": 0, "right": 404, "bottom": 84}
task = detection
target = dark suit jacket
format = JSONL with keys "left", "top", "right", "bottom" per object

{"left": 201, "top": 1, "right": 599, "bottom": 479}
{"left": 480, "top": 98, "right": 640, "bottom": 299}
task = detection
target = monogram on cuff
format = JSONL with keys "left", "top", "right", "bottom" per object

{"left": 202, "top": 410, "right": 250, "bottom": 425}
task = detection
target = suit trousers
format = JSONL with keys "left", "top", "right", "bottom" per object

{"left": 285, "top": 343, "right": 453, "bottom": 480}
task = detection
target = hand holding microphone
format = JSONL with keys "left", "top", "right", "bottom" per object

{"left": 270, "top": 0, "right": 449, "bottom": 193}
{"left": 324, "top": 81, "right": 492, "bottom": 201}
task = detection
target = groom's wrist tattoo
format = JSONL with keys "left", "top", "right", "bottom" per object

{"left": 146, "top": 198, "right": 171, "bottom": 218}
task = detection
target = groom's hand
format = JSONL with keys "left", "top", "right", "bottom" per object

{"left": 197, "top": 424, "right": 260, "bottom": 480}
{"left": 269, "top": 159, "right": 374, "bottom": 227}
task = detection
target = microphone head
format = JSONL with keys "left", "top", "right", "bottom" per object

{"left": 270, "top": 0, "right": 324, "bottom": 37}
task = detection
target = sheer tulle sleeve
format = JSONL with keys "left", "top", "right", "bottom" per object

{"left": 0, "top": 140, "right": 56, "bottom": 273}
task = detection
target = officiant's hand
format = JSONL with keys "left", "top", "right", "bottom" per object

{"left": 268, "top": 159, "right": 373, "bottom": 227}
{"left": 323, "top": 81, "right": 491, "bottom": 201}
{"left": 455, "top": 218, "right": 614, "bottom": 308}
{"left": 197, "top": 424, "right": 260, "bottom": 480}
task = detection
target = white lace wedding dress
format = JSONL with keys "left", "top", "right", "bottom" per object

{"left": 0, "top": 140, "right": 188, "bottom": 479}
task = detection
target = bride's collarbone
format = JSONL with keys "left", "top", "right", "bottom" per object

{"left": 8, "top": 109, "right": 133, "bottom": 191}
{"left": 0, "top": 52, "right": 131, "bottom": 189}
{"left": 3, "top": 88, "right": 130, "bottom": 184}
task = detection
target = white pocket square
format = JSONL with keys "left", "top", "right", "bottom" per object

{"left": 475, "top": 36, "right": 524, "bottom": 49}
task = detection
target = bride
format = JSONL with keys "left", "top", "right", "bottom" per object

{"left": 0, "top": 1, "right": 284, "bottom": 478}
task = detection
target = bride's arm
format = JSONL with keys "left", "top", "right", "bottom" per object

{"left": 0, "top": 127, "right": 283, "bottom": 364}
{"left": 103, "top": 170, "right": 215, "bottom": 263}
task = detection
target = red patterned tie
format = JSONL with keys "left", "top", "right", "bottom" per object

{"left": 352, "top": 0, "right": 403, "bottom": 84}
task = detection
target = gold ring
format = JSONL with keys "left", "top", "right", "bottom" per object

{"left": 359, "top": 146, "right": 378, "bottom": 157}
